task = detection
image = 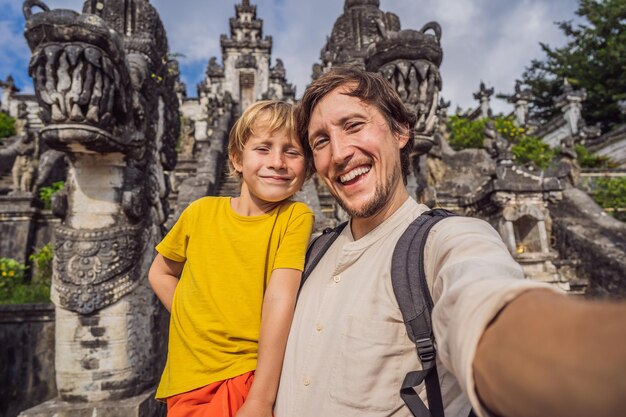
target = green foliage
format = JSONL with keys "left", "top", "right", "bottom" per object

{"left": 0, "top": 112, "right": 16, "bottom": 140}
{"left": 592, "top": 177, "right": 626, "bottom": 218}
{"left": 0, "top": 245, "right": 53, "bottom": 304}
{"left": 493, "top": 116, "right": 526, "bottom": 142}
{"left": 38, "top": 181, "right": 65, "bottom": 210}
{"left": 6, "top": 283, "right": 51, "bottom": 304}
{"left": 29, "top": 243, "right": 53, "bottom": 285}
{"left": 511, "top": 136, "right": 555, "bottom": 169}
{"left": 0, "top": 258, "right": 28, "bottom": 301}
{"left": 448, "top": 114, "right": 557, "bottom": 169}
{"left": 447, "top": 115, "right": 486, "bottom": 150}
{"left": 521, "top": 0, "right": 626, "bottom": 130}
{"left": 575, "top": 145, "right": 618, "bottom": 168}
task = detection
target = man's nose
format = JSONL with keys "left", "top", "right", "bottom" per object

{"left": 330, "top": 134, "right": 354, "bottom": 165}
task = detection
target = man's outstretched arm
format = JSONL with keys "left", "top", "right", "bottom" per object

{"left": 473, "top": 289, "right": 626, "bottom": 417}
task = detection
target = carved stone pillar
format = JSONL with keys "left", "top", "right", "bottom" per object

{"left": 473, "top": 81, "right": 494, "bottom": 119}
{"left": 20, "top": 0, "right": 178, "bottom": 415}
{"left": 365, "top": 22, "right": 444, "bottom": 203}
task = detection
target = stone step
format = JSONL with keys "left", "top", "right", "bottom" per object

{"left": 216, "top": 160, "right": 240, "bottom": 198}
{"left": 316, "top": 182, "right": 337, "bottom": 217}
{"left": 0, "top": 171, "right": 12, "bottom": 194}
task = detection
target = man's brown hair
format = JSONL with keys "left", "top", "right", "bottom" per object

{"left": 296, "top": 66, "right": 415, "bottom": 181}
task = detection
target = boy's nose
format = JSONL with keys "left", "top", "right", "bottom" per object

{"left": 269, "top": 151, "right": 287, "bottom": 169}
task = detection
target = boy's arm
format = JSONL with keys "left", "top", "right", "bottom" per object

{"left": 235, "top": 267, "right": 302, "bottom": 417}
{"left": 148, "top": 253, "right": 185, "bottom": 312}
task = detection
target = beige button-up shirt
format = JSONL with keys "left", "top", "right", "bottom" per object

{"left": 275, "top": 198, "right": 546, "bottom": 417}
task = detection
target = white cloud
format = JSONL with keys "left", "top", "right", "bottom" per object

{"left": 1, "top": 0, "right": 580, "bottom": 114}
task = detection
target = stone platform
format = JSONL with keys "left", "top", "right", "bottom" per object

{"left": 18, "top": 389, "right": 165, "bottom": 417}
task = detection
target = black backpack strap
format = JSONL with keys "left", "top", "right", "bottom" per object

{"left": 299, "top": 221, "right": 348, "bottom": 293}
{"left": 392, "top": 209, "right": 456, "bottom": 417}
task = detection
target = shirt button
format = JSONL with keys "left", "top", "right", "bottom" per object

{"left": 333, "top": 275, "right": 341, "bottom": 283}
{"left": 303, "top": 377, "right": 311, "bottom": 386}
{"left": 315, "top": 324, "right": 323, "bottom": 332}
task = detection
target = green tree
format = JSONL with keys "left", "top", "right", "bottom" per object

{"left": 447, "top": 115, "right": 486, "bottom": 150}
{"left": 521, "top": 0, "right": 626, "bottom": 131}
{"left": 575, "top": 144, "right": 617, "bottom": 168}
{"left": 0, "top": 112, "right": 16, "bottom": 140}
{"left": 592, "top": 177, "right": 626, "bottom": 221}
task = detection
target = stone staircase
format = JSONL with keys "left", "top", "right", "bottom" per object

{"left": 217, "top": 162, "right": 240, "bottom": 197}
{"left": 0, "top": 171, "right": 12, "bottom": 194}
{"left": 315, "top": 179, "right": 337, "bottom": 219}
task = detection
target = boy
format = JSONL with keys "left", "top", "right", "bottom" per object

{"left": 149, "top": 100, "right": 314, "bottom": 417}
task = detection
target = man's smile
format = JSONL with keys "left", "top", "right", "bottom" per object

{"left": 338, "top": 165, "right": 372, "bottom": 185}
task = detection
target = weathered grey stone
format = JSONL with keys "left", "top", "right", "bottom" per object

{"left": 0, "top": 304, "right": 55, "bottom": 417}
{"left": 473, "top": 81, "right": 494, "bottom": 119}
{"left": 17, "top": 389, "right": 164, "bottom": 417}
{"left": 0, "top": 194, "right": 38, "bottom": 264}
{"left": 550, "top": 187, "right": 626, "bottom": 299}
{"left": 22, "top": 0, "right": 177, "bottom": 408}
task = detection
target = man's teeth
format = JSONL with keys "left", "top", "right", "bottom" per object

{"left": 340, "top": 166, "right": 371, "bottom": 183}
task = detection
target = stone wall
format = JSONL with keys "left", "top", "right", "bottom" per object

{"left": 0, "top": 304, "right": 55, "bottom": 417}
{"left": 0, "top": 196, "right": 38, "bottom": 265}
{"left": 550, "top": 187, "right": 626, "bottom": 299}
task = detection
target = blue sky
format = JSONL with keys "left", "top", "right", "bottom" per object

{"left": 0, "top": 0, "right": 580, "bottom": 114}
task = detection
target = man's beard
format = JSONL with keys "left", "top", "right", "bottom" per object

{"left": 332, "top": 163, "right": 402, "bottom": 219}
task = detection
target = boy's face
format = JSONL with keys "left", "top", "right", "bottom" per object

{"left": 232, "top": 123, "right": 306, "bottom": 205}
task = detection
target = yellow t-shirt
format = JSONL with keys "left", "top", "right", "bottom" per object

{"left": 155, "top": 197, "right": 314, "bottom": 399}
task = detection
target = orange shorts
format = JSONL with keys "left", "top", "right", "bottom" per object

{"left": 166, "top": 371, "right": 255, "bottom": 417}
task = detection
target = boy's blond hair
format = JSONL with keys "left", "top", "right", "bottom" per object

{"left": 228, "top": 100, "right": 309, "bottom": 178}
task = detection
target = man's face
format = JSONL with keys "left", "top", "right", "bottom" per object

{"left": 307, "top": 85, "right": 409, "bottom": 219}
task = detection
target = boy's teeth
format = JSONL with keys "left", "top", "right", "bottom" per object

{"left": 340, "top": 166, "right": 371, "bottom": 184}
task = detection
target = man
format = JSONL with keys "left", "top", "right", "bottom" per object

{"left": 274, "top": 67, "right": 626, "bottom": 417}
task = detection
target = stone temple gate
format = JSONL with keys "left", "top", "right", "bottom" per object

{"left": 0, "top": 0, "right": 624, "bottom": 416}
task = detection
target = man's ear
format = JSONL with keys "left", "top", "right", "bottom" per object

{"left": 397, "top": 123, "right": 411, "bottom": 149}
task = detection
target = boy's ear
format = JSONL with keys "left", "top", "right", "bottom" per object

{"left": 230, "top": 153, "right": 243, "bottom": 174}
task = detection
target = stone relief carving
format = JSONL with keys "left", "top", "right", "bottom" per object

{"left": 484, "top": 120, "right": 513, "bottom": 164}
{"left": 10, "top": 130, "right": 38, "bottom": 194}
{"left": 53, "top": 222, "right": 145, "bottom": 314}
{"left": 207, "top": 56, "right": 225, "bottom": 77}
{"left": 235, "top": 53, "right": 258, "bottom": 69}
{"left": 179, "top": 117, "right": 196, "bottom": 157}
{"left": 366, "top": 22, "right": 444, "bottom": 155}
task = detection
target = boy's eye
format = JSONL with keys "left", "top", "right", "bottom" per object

{"left": 254, "top": 146, "right": 270, "bottom": 153}
{"left": 286, "top": 148, "right": 303, "bottom": 157}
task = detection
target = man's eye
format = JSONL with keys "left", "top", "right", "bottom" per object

{"left": 346, "top": 121, "right": 363, "bottom": 131}
{"left": 311, "top": 137, "right": 329, "bottom": 150}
